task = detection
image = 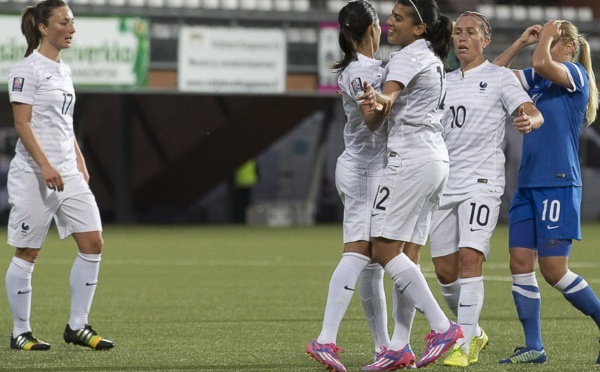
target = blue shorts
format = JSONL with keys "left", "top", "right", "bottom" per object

{"left": 509, "top": 186, "right": 582, "bottom": 240}
{"left": 509, "top": 186, "right": 581, "bottom": 256}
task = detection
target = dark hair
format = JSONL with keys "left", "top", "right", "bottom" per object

{"left": 333, "top": 0, "right": 379, "bottom": 71}
{"left": 21, "top": 0, "right": 68, "bottom": 57}
{"left": 397, "top": 0, "right": 452, "bottom": 60}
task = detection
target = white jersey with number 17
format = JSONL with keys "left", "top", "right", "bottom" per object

{"left": 8, "top": 50, "right": 78, "bottom": 176}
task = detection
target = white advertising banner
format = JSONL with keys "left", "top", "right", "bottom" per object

{"left": 178, "top": 26, "right": 286, "bottom": 93}
{"left": 0, "top": 15, "right": 149, "bottom": 87}
{"left": 318, "top": 22, "right": 342, "bottom": 92}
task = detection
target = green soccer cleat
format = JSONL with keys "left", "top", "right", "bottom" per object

{"left": 468, "top": 328, "right": 489, "bottom": 364}
{"left": 10, "top": 332, "right": 51, "bottom": 351}
{"left": 64, "top": 324, "right": 114, "bottom": 350}
{"left": 499, "top": 346, "right": 546, "bottom": 364}
{"left": 443, "top": 344, "right": 469, "bottom": 367}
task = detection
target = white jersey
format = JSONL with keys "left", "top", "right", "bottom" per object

{"left": 442, "top": 61, "right": 531, "bottom": 194}
{"left": 384, "top": 39, "right": 448, "bottom": 165}
{"left": 8, "top": 50, "right": 78, "bottom": 176}
{"left": 337, "top": 53, "right": 387, "bottom": 171}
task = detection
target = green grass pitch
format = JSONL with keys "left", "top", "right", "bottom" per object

{"left": 0, "top": 223, "right": 598, "bottom": 371}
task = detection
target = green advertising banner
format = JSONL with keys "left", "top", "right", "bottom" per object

{"left": 0, "top": 15, "right": 149, "bottom": 88}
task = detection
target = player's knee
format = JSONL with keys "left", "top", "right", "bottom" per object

{"left": 15, "top": 248, "right": 40, "bottom": 263}
{"left": 435, "top": 267, "right": 457, "bottom": 284}
{"left": 458, "top": 248, "right": 483, "bottom": 275}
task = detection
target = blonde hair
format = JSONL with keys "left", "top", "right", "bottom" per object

{"left": 559, "top": 20, "right": 597, "bottom": 124}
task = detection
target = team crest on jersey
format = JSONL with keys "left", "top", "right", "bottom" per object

{"left": 351, "top": 77, "right": 363, "bottom": 95}
{"left": 479, "top": 81, "right": 488, "bottom": 92}
{"left": 12, "top": 77, "right": 25, "bottom": 92}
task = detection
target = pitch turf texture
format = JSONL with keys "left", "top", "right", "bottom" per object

{"left": 0, "top": 224, "right": 598, "bottom": 371}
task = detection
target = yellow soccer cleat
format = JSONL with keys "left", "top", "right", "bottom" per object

{"left": 443, "top": 344, "right": 469, "bottom": 367}
{"left": 468, "top": 328, "right": 489, "bottom": 364}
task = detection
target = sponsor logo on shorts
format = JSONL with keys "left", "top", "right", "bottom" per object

{"left": 477, "top": 178, "right": 488, "bottom": 183}
{"left": 547, "top": 225, "right": 559, "bottom": 230}
{"left": 12, "top": 77, "right": 25, "bottom": 92}
{"left": 343, "top": 285, "right": 354, "bottom": 291}
{"left": 470, "top": 227, "right": 484, "bottom": 232}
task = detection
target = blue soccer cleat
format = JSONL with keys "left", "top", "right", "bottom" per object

{"left": 499, "top": 346, "right": 547, "bottom": 364}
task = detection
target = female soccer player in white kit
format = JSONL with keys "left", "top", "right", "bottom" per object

{"left": 306, "top": 1, "right": 391, "bottom": 371}
{"left": 6, "top": 0, "right": 114, "bottom": 351}
{"left": 429, "top": 12, "right": 543, "bottom": 367}
{"left": 359, "top": 0, "right": 462, "bottom": 369}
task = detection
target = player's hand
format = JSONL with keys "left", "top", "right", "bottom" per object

{"left": 519, "top": 24, "right": 543, "bottom": 46}
{"left": 358, "top": 81, "right": 376, "bottom": 108}
{"left": 374, "top": 100, "right": 391, "bottom": 117}
{"left": 41, "top": 164, "right": 65, "bottom": 192}
{"left": 539, "top": 20, "right": 562, "bottom": 42}
{"left": 514, "top": 106, "right": 534, "bottom": 134}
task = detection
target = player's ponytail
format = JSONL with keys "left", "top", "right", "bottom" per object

{"left": 426, "top": 14, "right": 453, "bottom": 60}
{"left": 333, "top": 0, "right": 379, "bottom": 71}
{"left": 21, "top": 0, "right": 68, "bottom": 57}
{"left": 577, "top": 36, "right": 597, "bottom": 124}
{"left": 21, "top": 6, "right": 38, "bottom": 57}
{"left": 559, "top": 20, "right": 597, "bottom": 125}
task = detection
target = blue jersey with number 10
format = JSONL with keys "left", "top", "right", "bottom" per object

{"left": 517, "top": 62, "right": 589, "bottom": 188}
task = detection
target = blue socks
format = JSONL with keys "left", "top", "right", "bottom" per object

{"left": 555, "top": 270, "right": 600, "bottom": 330}
{"left": 512, "top": 273, "right": 543, "bottom": 351}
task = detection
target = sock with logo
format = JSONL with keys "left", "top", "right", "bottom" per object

{"left": 456, "top": 276, "right": 484, "bottom": 354}
{"left": 359, "top": 263, "right": 390, "bottom": 352}
{"left": 385, "top": 254, "right": 449, "bottom": 335}
{"left": 555, "top": 270, "right": 600, "bottom": 329}
{"left": 388, "top": 272, "right": 417, "bottom": 350}
{"left": 69, "top": 253, "right": 101, "bottom": 330}
{"left": 6, "top": 256, "right": 34, "bottom": 336}
{"left": 512, "top": 272, "right": 543, "bottom": 351}
{"left": 317, "top": 252, "right": 370, "bottom": 345}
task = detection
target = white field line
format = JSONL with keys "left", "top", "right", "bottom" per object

{"left": 38, "top": 258, "right": 600, "bottom": 284}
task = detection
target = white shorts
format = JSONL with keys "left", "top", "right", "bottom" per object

{"left": 371, "top": 160, "right": 449, "bottom": 245}
{"left": 336, "top": 160, "right": 383, "bottom": 243}
{"left": 7, "top": 164, "right": 103, "bottom": 249}
{"left": 429, "top": 191, "right": 501, "bottom": 259}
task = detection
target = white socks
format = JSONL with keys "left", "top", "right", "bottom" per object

{"left": 6, "top": 257, "right": 34, "bottom": 336}
{"left": 439, "top": 279, "right": 460, "bottom": 317}
{"left": 456, "top": 276, "right": 484, "bottom": 354}
{"left": 385, "top": 254, "right": 449, "bottom": 334}
{"left": 359, "top": 263, "right": 390, "bottom": 352}
{"left": 317, "top": 252, "right": 370, "bottom": 344}
{"left": 69, "top": 253, "right": 101, "bottom": 330}
{"left": 389, "top": 268, "right": 418, "bottom": 350}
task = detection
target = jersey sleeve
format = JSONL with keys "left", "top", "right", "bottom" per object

{"left": 562, "top": 62, "right": 587, "bottom": 93}
{"left": 8, "top": 62, "right": 38, "bottom": 105}
{"left": 385, "top": 51, "right": 421, "bottom": 88}
{"left": 518, "top": 67, "right": 542, "bottom": 95}
{"left": 501, "top": 67, "right": 532, "bottom": 115}
{"left": 340, "top": 62, "right": 379, "bottom": 102}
